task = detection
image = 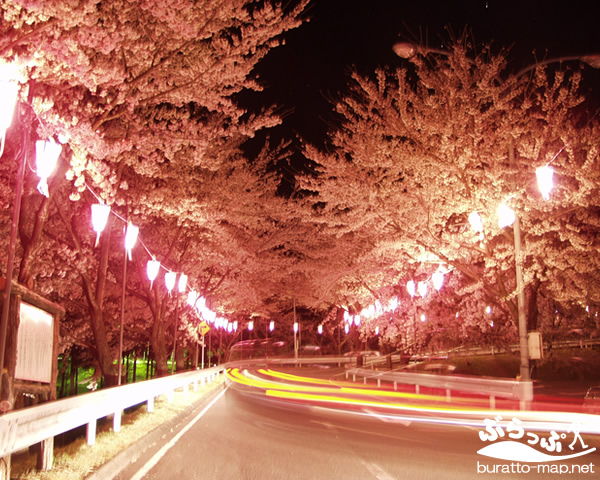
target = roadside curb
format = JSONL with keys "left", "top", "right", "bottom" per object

{"left": 85, "top": 381, "right": 227, "bottom": 480}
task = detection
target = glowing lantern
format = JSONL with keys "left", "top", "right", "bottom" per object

{"left": 375, "top": 326, "right": 380, "bottom": 335}
{"left": 124, "top": 223, "right": 138, "bottom": 260}
{"left": 432, "top": 269, "right": 445, "bottom": 291}
{"left": 536, "top": 165, "right": 554, "bottom": 200}
{"left": 417, "top": 281, "right": 428, "bottom": 297}
{"left": 35, "top": 139, "right": 62, "bottom": 197}
{"left": 420, "top": 313, "right": 426, "bottom": 322}
{"left": 196, "top": 296, "right": 206, "bottom": 311}
{"left": 468, "top": 211, "right": 483, "bottom": 233}
{"left": 248, "top": 321, "right": 254, "bottom": 331}
{"left": 0, "top": 64, "right": 19, "bottom": 155}
{"left": 164, "top": 271, "right": 176, "bottom": 293}
{"left": 187, "top": 290, "right": 198, "bottom": 306}
{"left": 178, "top": 274, "right": 188, "bottom": 293}
{"left": 233, "top": 320, "right": 238, "bottom": 331}
{"left": 146, "top": 258, "right": 160, "bottom": 287}
{"left": 344, "top": 324, "right": 349, "bottom": 334}
{"left": 497, "top": 203, "right": 515, "bottom": 228}
{"left": 91, "top": 203, "right": 111, "bottom": 247}
{"left": 317, "top": 324, "right": 323, "bottom": 335}
{"left": 406, "top": 280, "right": 416, "bottom": 298}
{"left": 269, "top": 320, "right": 275, "bottom": 332}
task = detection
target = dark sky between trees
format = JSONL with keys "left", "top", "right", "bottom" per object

{"left": 245, "top": 0, "right": 600, "bottom": 151}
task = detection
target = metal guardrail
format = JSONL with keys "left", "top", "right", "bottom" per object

{"left": 0, "top": 366, "right": 225, "bottom": 461}
{"left": 225, "top": 356, "right": 353, "bottom": 368}
{"left": 345, "top": 367, "right": 533, "bottom": 409}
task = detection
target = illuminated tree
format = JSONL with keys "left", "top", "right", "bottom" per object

{"left": 0, "top": 0, "right": 309, "bottom": 383}
{"left": 298, "top": 39, "right": 600, "bottom": 349}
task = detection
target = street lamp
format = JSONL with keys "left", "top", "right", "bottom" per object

{"left": 396, "top": 40, "right": 592, "bottom": 404}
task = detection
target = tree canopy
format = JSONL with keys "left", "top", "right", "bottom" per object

{"left": 1, "top": 5, "right": 599, "bottom": 383}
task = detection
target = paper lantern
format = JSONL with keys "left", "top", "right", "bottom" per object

{"left": 91, "top": 203, "right": 111, "bottom": 247}
{"left": 124, "top": 223, "right": 139, "bottom": 261}
{"left": 536, "top": 165, "right": 554, "bottom": 200}
{"left": 35, "top": 139, "right": 62, "bottom": 197}
{"left": 147, "top": 258, "right": 160, "bottom": 287}
{"left": 164, "top": 271, "right": 176, "bottom": 293}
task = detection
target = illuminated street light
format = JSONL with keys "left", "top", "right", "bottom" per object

{"left": 248, "top": 320, "right": 254, "bottom": 331}
{"left": 269, "top": 320, "right": 275, "bottom": 332}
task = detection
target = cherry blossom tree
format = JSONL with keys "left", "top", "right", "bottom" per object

{"left": 298, "top": 38, "right": 600, "bottom": 351}
{"left": 0, "top": 0, "right": 309, "bottom": 384}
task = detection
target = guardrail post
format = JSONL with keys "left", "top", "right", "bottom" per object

{"left": 363, "top": 377, "right": 367, "bottom": 385}
{"left": 167, "top": 389, "right": 174, "bottom": 403}
{"left": 193, "top": 379, "right": 198, "bottom": 391}
{"left": 113, "top": 409, "right": 122, "bottom": 433}
{"left": 87, "top": 419, "right": 96, "bottom": 446}
{"left": 352, "top": 374, "right": 356, "bottom": 382}
{"left": 36, "top": 438, "right": 54, "bottom": 471}
{"left": 415, "top": 385, "right": 420, "bottom": 395}
{"left": 377, "top": 378, "right": 381, "bottom": 387}
{"left": 393, "top": 381, "right": 397, "bottom": 391}
{"left": 345, "top": 372, "right": 348, "bottom": 380}
{"left": 445, "top": 389, "right": 451, "bottom": 402}
{"left": 490, "top": 395, "right": 496, "bottom": 409}
{"left": 147, "top": 396, "right": 154, "bottom": 412}
{"left": 183, "top": 382, "right": 189, "bottom": 393}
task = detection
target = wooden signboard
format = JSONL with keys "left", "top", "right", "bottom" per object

{"left": 1, "top": 280, "right": 64, "bottom": 406}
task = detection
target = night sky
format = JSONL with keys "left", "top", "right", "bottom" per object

{"left": 248, "top": 0, "right": 600, "bottom": 149}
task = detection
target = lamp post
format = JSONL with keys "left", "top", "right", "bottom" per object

{"left": 395, "top": 41, "right": 594, "bottom": 405}
{"left": 118, "top": 221, "right": 138, "bottom": 385}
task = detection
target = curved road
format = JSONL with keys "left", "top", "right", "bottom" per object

{"left": 114, "top": 372, "right": 600, "bottom": 480}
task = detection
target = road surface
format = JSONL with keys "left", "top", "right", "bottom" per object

{"left": 113, "top": 370, "right": 600, "bottom": 480}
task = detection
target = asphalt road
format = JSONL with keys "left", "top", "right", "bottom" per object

{"left": 113, "top": 382, "right": 600, "bottom": 480}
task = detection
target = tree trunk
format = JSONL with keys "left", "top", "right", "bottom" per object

{"left": 175, "top": 341, "right": 185, "bottom": 371}
{"left": 69, "top": 356, "right": 77, "bottom": 396}
{"left": 527, "top": 281, "right": 540, "bottom": 332}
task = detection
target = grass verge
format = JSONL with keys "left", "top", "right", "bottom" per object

{"left": 11, "top": 376, "right": 225, "bottom": 480}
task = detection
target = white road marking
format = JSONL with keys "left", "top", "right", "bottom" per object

{"left": 130, "top": 387, "right": 228, "bottom": 480}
